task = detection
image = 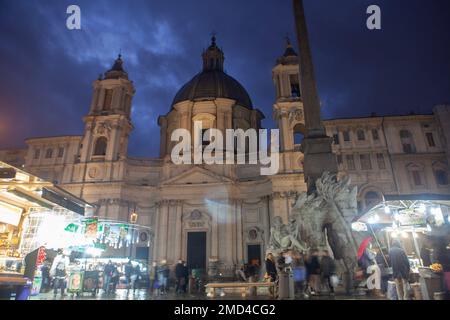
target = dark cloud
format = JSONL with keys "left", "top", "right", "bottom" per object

{"left": 0, "top": 0, "right": 449, "bottom": 157}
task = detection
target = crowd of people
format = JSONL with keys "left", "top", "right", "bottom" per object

{"left": 264, "top": 249, "right": 337, "bottom": 298}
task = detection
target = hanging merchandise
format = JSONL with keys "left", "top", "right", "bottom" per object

{"left": 84, "top": 217, "right": 98, "bottom": 238}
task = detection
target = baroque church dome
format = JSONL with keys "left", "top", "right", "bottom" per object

{"left": 171, "top": 36, "right": 253, "bottom": 109}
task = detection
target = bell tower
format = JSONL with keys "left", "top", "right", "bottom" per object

{"left": 79, "top": 55, "right": 135, "bottom": 164}
{"left": 272, "top": 38, "right": 305, "bottom": 172}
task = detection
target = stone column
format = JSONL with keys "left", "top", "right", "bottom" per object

{"left": 235, "top": 199, "right": 243, "bottom": 264}
{"left": 174, "top": 201, "right": 183, "bottom": 261}
{"left": 211, "top": 202, "right": 219, "bottom": 259}
{"left": 161, "top": 201, "right": 170, "bottom": 261}
{"left": 153, "top": 203, "right": 161, "bottom": 262}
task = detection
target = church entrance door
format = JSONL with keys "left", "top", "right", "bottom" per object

{"left": 187, "top": 232, "right": 207, "bottom": 273}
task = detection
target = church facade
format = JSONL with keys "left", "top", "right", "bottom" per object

{"left": 1, "top": 37, "right": 449, "bottom": 273}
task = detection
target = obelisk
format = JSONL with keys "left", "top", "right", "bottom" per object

{"left": 293, "top": 0, "right": 337, "bottom": 193}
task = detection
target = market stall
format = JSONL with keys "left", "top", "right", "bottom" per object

{"left": 0, "top": 161, "right": 94, "bottom": 299}
{"left": 353, "top": 194, "right": 450, "bottom": 300}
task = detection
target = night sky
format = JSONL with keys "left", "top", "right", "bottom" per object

{"left": 0, "top": 0, "right": 449, "bottom": 157}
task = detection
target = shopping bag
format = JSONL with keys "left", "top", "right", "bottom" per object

{"left": 387, "top": 281, "right": 398, "bottom": 300}
{"left": 153, "top": 280, "right": 160, "bottom": 289}
{"left": 330, "top": 275, "right": 340, "bottom": 287}
{"left": 293, "top": 267, "right": 306, "bottom": 282}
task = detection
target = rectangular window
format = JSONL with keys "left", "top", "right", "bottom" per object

{"left": 346, "top": 155, "right": 355, "bottom": 170}
{"left": 333, "top": 134, "right": 340, "bottom": 145}
{"left": 343, "top": 131, "right": 350, "bottom": 142}
{"left": 103, "top": 89, "right": 113, "bottom": 110}
{"left": 34, "top": 149, "right": 40, "bottom": 159}
{"left": 58, "top": 147, "right": 64, "bottom": 158}
{"left": 337, "top": 155, "right": 343, "bottom": 164}
{"left": 372, "top": 129, "right": 379, "bottom": 141}
{"left": 360, "top": 154, "right": 372, "bottom": 170}
{"left": 426, "top": 132, "right": 436, "bottom": 147}
{"left": 403, "top": 143, "right": 415, "bottom": 154}
{"left": 376, "top": 153, "right": 386, "bottom": 169}
{"left": 45, "top": 149, "right": 53, "bottom": 159}
{"left": 289, "top": 74, "right": 300, "bottom": 97}
{"left": 412, "top": 171, "right": 422, "bottom": 186}
{"left": 357, "top": 130, "right": 366, "bottom": 141}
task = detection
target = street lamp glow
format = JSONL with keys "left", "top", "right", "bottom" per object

{"left": 384, "top": 206, "right": 391, "bottom": 214}
{"left": 418, "top": 203, "right": 426, "bottom": 213}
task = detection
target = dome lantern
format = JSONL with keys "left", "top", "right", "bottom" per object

{"left": 202, "top": 35, "right": 225, "bottom": 71}
{"left": 104, "top": 54, "right": 129, "bottom": 80}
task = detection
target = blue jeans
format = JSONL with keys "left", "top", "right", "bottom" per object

{"left": 103, "top": 275, "right": 112, "bottom": 292}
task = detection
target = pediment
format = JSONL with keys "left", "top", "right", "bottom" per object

{"left": 160, "top": 166, "right": 233, "bottom": 186}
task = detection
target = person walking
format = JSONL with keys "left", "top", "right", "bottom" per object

{"left": 110, "top": 264, "right": 120, "bottom": 294}
{"left": 374, "top": 247, "right": 389, "bottom": 295}
{"left": 50, "top": 249, "right": 70, "bottom": 298}
{"left": 320, "top": 250, "right": 336, "bottom": 295}
{"left": 149, "top": 262, "right": 157, "bottom": 294}
{"left": 131, "top": 263, "right": 140, "bottom": 294}
{"left": 125, "top": 260, "right": 133, "bottom": 292}
{"left": 182, "top": 262, "right": 189, "bottom": 293}
{"left": 40, "top": 261, "right": 51, "bottom": 293}
{"left": 389, "top": 240, "right": 411, "bottom": 300}
{"left": 157, "top": 261, "right": 169, "bottom": 295}
{"left": 305, "top": 249, "right": 321, "bottom": 295}
{"left": 103, "top": 260, "right": 114, "bottom": 294}
{"left": 265, "top": 253, "right": 277, "bottom": 297}
{"left": 175, "top": 260, "right": 185, "bottom": 294}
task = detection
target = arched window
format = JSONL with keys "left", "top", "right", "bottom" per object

{"left": 93, "top": 137, "right": 107, "bottom": 156}
{"left": 364, "top": 191, "right": 382, "bottom": 209}
{"left": 400, "top": 130, "right": 416, "bottom": 154}
{"left": 357, "top": 129, "right": 366, "bottom": 141}
{"left": 293, "top": 123, "right": 305, "bottom": 145}
{"left": 433, "top": 162, "right": 449, "bottom": 186}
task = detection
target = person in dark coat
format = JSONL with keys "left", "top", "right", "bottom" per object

{"left": 265, "top": 253, "right": 277, "bottom": 296}
{"left": 182, "top": 262, "right": 189, "bottom": 293}
{"left": 320, "top": 250, "right": 336, "bottom": 294}
{"left": 374, "top": 247, "right": 389, "bottom": 294}
{"left": 305, "top": 249, "right": 321, "bottom": 295}
{"left": 124, "top": 260, "right": 133, "bottom": 290}
{"left": 389, "top": 240, "right": 411, "bottom": 300}
{"left": 175, "top": 260, "right": 185, "bottom": 294}
{"left": 420, "top": 237, "right": 433, "bottom": 267}
{"left": 265, "top": 253, "right": 277, "bottom": 282}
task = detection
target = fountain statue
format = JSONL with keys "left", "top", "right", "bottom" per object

{"left": 269, "top": 172, "right": 363, "bottom": 293}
